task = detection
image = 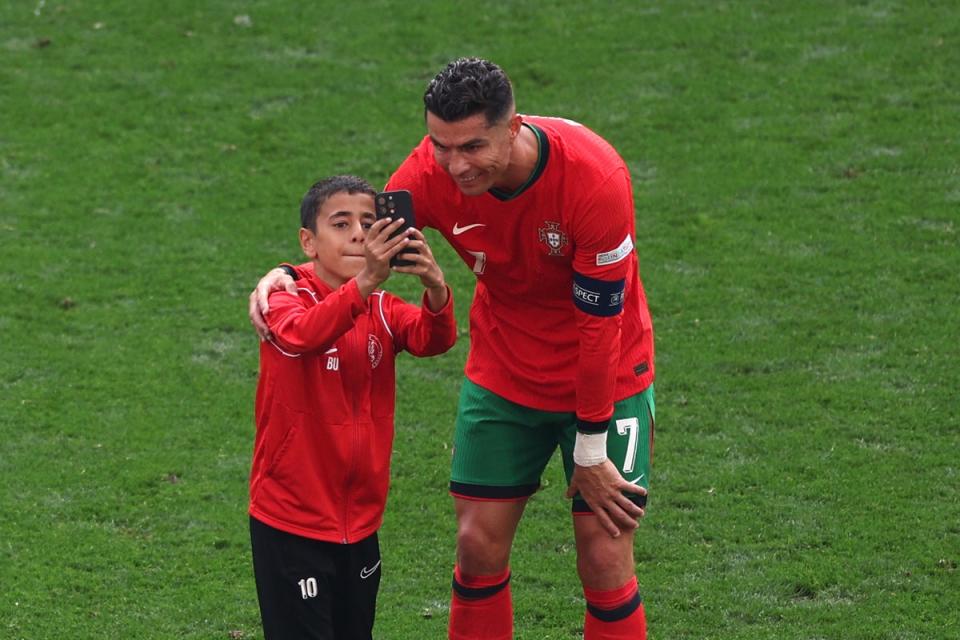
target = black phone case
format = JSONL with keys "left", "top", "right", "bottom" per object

{"left": 374, "top": 190, "right": 418, "bottom": 267}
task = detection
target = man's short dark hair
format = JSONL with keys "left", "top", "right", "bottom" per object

{"left": 423, "top": 57, "right": 514, "bottom": 126}
{"left": 300, "top": 175, "right": 376, "bottom": 230}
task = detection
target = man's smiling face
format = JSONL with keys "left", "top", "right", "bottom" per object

{"left": 426, "top": 111, "right": 520, "bottom": 196}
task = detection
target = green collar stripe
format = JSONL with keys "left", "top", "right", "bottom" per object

{"left": 490, "top": 123, "right": 550, "bottom": 201}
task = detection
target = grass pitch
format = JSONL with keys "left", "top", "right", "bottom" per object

{"left": 1, "top": 1, "right": 958, "bottom": 638}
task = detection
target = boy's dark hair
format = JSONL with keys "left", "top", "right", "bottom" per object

{"left": 300, "top": 175, "right": 376, "bottom": 230}
{"left": 423, "top": 57, "right": 514, "bottom": 126}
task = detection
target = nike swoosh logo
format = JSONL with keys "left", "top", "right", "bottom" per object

{"left": 359, "top": 560, "right": 381, "bottom": 580}
{"left": 452, "top": 222, "right": 486, "bottom": 236}
{"left": 628, "top": 474, "right": 646, "bottom": 485}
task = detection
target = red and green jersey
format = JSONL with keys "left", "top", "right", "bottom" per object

{"left": 386, "top": 115, "right": 655, "bottom": 426}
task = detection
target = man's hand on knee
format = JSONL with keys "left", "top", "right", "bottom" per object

{"left": 249, "top": 267, "right": 298, "bottom": 341}
{"left": 566, "top": 460, "right": 647, "bottom": 538}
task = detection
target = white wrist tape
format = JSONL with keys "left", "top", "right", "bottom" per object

{"left": 573, "top": 432, "right": 607, "bottom": 467}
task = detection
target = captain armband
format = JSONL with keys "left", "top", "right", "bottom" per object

{"left": 572, "top": 273, "right": 625, "bottom": 317}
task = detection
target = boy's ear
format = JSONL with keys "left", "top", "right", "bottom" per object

{"left": 299, "top": 227, "right": 318, "bottom": 259}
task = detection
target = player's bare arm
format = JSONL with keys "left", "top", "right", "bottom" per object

{"left": 392, "top": 228, "right": 448, "bottom": 311}
{"left": 567, "top": 461, "right": 646, "bottom": 538}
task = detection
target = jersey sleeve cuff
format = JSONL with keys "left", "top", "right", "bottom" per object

{"left": 577, "top": 418, "right": 610, "bottom": 434}
{"left": 278, "top": 263, "right": 300, "bottom": 281}
{"left": 420, "top": 284, "right": 453, "bottom": 316}
{"left": 343, "top": 278, "right": 369, "bottom": 314}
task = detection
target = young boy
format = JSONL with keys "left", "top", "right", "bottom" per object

{"left": 249, "top": 175, "right": 456, "bottom": 639}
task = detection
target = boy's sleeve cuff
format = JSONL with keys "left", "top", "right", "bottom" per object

{"left": 343, "top": 278, "right": 369, "bottom": 313}
{"left": 420, "top": 284, "right": 453, "bottom": 315}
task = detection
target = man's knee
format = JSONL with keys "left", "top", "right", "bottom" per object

{"left": 455, "top": 500, "right": 525, "bottom": 574}
{"left": 457, "top": 521, "right": 511, "bottom": 573}
{"left": 575, "top": 527, "right": 636, "bottom": 589}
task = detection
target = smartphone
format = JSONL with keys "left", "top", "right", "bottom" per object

{"left": 374, "top": 189, "right": 418, "bottom": 267}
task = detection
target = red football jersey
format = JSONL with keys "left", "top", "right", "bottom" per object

{"left": 251, "top": 270, "right": 456, "bottom": 543}
{"left": 386, "top": 115, "right": 655, "bottom": 423}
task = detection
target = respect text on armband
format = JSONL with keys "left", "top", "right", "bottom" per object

{"left": 572, "top": 273, "right": 625, "bottom": 317}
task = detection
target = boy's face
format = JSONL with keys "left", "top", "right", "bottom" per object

{"left": 300, "top": 192, "right": 376, "bottom": 287}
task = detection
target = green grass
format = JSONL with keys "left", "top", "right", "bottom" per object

{"left": 2, "top": 1, "right": 958, "bottom": 638}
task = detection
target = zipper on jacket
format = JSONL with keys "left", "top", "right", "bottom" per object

{"left": 340, "top": 316, "right": 364, "bottom": 544}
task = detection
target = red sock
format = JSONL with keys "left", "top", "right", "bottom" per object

{"left": 448, "top": 566, "right": 513, "bottom": 640}
{"left": 583, "top": 576, "right": 647, "bottom": 640}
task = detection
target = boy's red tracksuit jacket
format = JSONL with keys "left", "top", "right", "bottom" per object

{"left": 250, "top": 268, "right": 456, "bottom": 543}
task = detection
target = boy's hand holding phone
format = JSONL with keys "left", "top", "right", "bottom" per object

{"left": 356, "top": 217, "right": 412, "bottom": 297}
{"left": 392, "top": 228, "right": 448, "bottom": 312}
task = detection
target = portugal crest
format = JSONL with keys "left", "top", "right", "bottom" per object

{"left": 538, "top": 221, "right": 568, "bottom": 256}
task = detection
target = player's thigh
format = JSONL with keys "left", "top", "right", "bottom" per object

{"left": 249, "top": 516, "right": 338, "bottom": 640}
{"left": 561, "top": 384, "right": 655, "bottom": 513}
{"left": 332, "top": 532, "right": 381, "bottom": 640}
{"left": 451, "top": 379, "right": 565, "bottom": 498}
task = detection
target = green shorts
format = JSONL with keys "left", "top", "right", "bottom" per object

{"left": 450, "top": 379, "right": 655, "bottom": 513}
